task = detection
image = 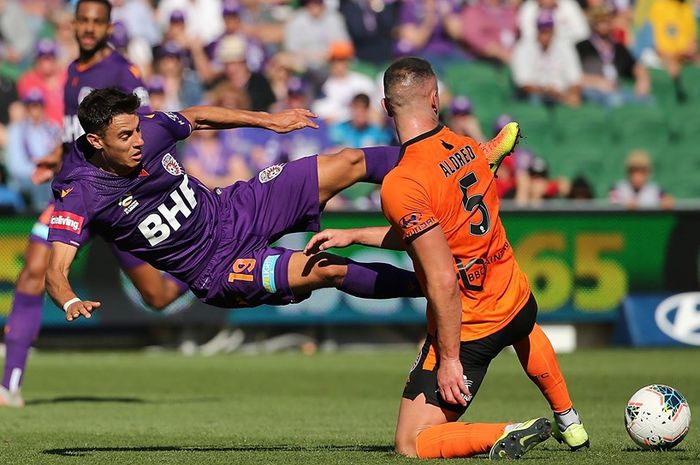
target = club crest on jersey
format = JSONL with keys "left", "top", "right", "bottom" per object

{"left": 118, "top": 193, "right": 139, "bottom": 214}
{"left": 162, "top": 153, "right": 184, "bottom": 176}
{"left": 163, "top": 111, "right": 185, "bottom": 125}
{"left": 258, "top": 164, "right": 285, "bottom": 183}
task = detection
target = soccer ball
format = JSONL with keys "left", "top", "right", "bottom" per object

{"left": 625, "top": 384, "right": 691, "bottom": 450}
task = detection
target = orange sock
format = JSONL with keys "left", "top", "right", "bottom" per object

{"left": 415, "top": 422, "right": 507, "bottom": 458}
{"left": 514, "top": 324, "right": 573, "bottom": 413}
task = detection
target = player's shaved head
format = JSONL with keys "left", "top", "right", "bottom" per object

{"left": 79, "top": 88, "right": 140, "bottom": 136}
{"left": 76, "top": 0, "right": 112, "bottom": 18}
{"left": 383, "top": 57, "right": 437, "bottom": 113}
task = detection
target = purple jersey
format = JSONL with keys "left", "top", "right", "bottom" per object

{"left": 49, "top": 112, "right": 217, "bottom": 284}
{"left": 63, "top": 51, "right": 150, "bottom": 144}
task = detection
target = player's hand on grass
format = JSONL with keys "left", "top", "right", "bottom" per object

{"left": 304, "top": 229, "right": 356, "bottom": 255}
{"left": 65, "top": 300, "right": 101, "bottom": 322}
{"left": 437, "top": 358, "right": 469, "bottom": 407}
{"left": 270, "top": 108, "right": 318, "bottom": 133}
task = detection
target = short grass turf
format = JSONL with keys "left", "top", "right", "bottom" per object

{"left": 1, "top": 348, "right": 699, "bottom": 464}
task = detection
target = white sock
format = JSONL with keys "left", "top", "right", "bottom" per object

{"left": 554, "top": 407, "right": 580, "bottom": 431}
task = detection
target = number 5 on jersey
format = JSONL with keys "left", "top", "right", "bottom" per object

{"left": 228, "top": 258, "right": 256, "bottom": 283}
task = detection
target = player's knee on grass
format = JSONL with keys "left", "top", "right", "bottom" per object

{"left": 394, "top": 432, "right": 419, "bottom": 458}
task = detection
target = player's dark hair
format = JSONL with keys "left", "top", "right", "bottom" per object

{"left": 351, "top": 93, "right": 370, "bottom": 108}
{"left": 78, "top": 88, "right": 140, "bottom": 136}
{"left": 383, "top": 57, "right": 436, "bottom": 111}
{"left": 76, "top": 0, "right": 112, "bottom": 19}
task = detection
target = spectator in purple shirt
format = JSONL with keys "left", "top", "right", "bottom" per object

{"left": 461, "top": 0, "right": 519, "bottom": 66}
{"left": 396, "top": 0, "right": 465, "bottom": 70}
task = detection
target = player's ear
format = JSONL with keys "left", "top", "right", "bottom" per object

{"left": 381, "top": 98, "right": 394, "bottom": 118}
{"left": 86, "top": 132, "right": 103, "bottom": 150}
{"left": 430, "top": 90, "right": 439, "bottom": 116}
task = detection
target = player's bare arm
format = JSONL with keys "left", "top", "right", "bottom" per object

{"left": 179, "top": 106, "right": 319, "bottom": 134}
{"left": 407, "top": 225, "right": 468, "bottom": 407}
{"left": 46, "top": 242, "right": 101, "bottom": 322}
{"left": 304, "top": 226, "right": 405, "bottom": 255}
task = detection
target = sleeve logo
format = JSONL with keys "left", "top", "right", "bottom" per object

{"left": 49, "top": 211, "right": 84, "bottom": 234}
{"left": 400, "top": 212, "right": 423, "bottom": 229}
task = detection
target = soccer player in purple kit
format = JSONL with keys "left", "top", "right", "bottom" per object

{"left": 46, "top": 88, "right": 424, "bottom": 320}
{"left": 0, "top": 0, "right": 189, "bottom": 407}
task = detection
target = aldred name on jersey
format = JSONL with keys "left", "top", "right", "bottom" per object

{"left": 49, "top": 211, "right": 84, "bottom": 233}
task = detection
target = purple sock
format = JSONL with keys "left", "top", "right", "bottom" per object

{"left": 338, "top": 260, "right": 423, "bottom": 299}
{"left": 362, "top": 146, "right": 401, "bottom": 184}
{"left": 2, "top": 292, "right": 44, "bottom": 391}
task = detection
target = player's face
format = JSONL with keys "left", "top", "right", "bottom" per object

{"left": 98, "top": 114, "right": 145, "bottom": 172}
{"left": 74, "top": 2, "right": 112, "bottom": 54}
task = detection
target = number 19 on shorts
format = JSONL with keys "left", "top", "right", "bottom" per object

{"left": 228, "top": 258, "right": 256, "bottom": 283}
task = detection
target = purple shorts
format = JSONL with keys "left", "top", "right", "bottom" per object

{"left": 191, "top": 156, "right": 321, "bottom": 308}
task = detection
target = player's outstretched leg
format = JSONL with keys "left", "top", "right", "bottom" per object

{"left": 112, "top": 246, "right": 190, "bottom": 310}
{"left": 286, "top": 251, "right": 422, "bottom": 299}
{"left": 316, "top": 146, "right": 400, "bottom": 205}
{"left": 513, "top": 324, "right": 590, "bottom": 450}
{"left": 1, "top": 240, "right": 50, "bottom": 408}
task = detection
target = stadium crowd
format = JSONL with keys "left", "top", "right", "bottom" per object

{"left": 0, "top": 0, "right": 696, "bottom": 212}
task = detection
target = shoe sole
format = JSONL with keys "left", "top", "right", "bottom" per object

{"left": 490, "top": 418, "right": 552, "bottom": 460}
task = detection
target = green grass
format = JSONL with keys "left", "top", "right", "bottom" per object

{"left": 1, "top": 349, "right": 699, "bottom": 464}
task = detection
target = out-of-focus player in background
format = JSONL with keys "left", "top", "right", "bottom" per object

{"left": 304, "top": 57, "right": 589, "bottom": 459}
{"left": 45, "top": 88, "right": 428, "bottom": 326}
{"left": 0, "top": 0, "right": 191, "bottom": 408}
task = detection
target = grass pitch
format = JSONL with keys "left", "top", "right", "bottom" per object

{"left": 1, "top": 348, "right": 699, "bottom": 464}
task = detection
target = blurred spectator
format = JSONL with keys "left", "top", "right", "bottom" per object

{"left": 153, "top": 41, "right": 203, "bottom": 110}
{"left": 491, "top": 114, "right": 535, "bottom": 204}
{"left": 5, "top": 89, "right": 61, "bottom": 212}
{"left": 265, "top": 52, "right": 299, "bottom": 103}
{"left": 196, "top": 0, "right": 267, "bottom": 83}
{"left": 237, "top": 0, "right": 287, "bottom": 51}
{"left": 182, "top": 130, "right": 251, "bottom": 188}
{"left": 17, "top": 39, "right": 66, "bottom": 126}
{"left": 577, "top": 6, "right": 651, "bottom": 107}
{"left": 213, "top": 35, "right": 276, "bottom": 112}
{"left": 396, "top": 0, "right": 465, "bottom": 69}
{"left": 0, "top": 75, "right": 18, "bottom": 126}
{"left": 156, "top": 9, "right": 193, "bottom": 65}
{"left": 330, "top": 93, "right": 392, "bottom": 147}
{"left": 50, "top": 9, "right": 79, "bottom": 69}
{"left": 284, "top": 0, "right": 350, "bottom": 75}
{"left": 512, "top": 10, "right": 583, "bottom": 107}
{"left": 112, "top": 0, "right": 161, "bottom": 47}
{"left": 526, "top": 156, "right": 571, "bottom": 204}
{"left": 146, "top": 75, "right": 167, "bottom": 112}
{"left": 461, "top": 0, "right": 519, "bottom": 66}
{"left": 609, "top": 150, "right": 674, "bottom": 209}
{"left": 312, "top": 41, "right": 377, "bottom": 123}
{"left": 110, "top": 19, "right": 154, "bottom": 75}
{"left": 157, "top": 0, "right": 224, "bottom": 44}
{"left": 649, "top": 0, "right": 697, "bottom": 102}
{"left": 0, "top": 0, "right": 35, "bottom": 65}
{"left": 567, "top": 175, "right": 595, "bottom": 200}
{"left": 0, "top": 167, "right": 23, "bottom": 214}
{"left": 518, "top": 0, "right": 590, "bottom": 44}
{"left": 339, "top": 0, "right": 399, "bottom": 65}
{"left": 275, "top": 77, "right": 332, "bottom": 161}
{"left": 446, "top": 96, "right": 485, "bottom": 142}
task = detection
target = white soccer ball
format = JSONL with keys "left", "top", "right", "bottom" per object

{"left": 625, "top": 384, "right": 691, "bottom": 450}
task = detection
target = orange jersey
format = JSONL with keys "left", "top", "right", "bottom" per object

{"left": 381, "top": 125, "right": 531, "bottom": 341}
